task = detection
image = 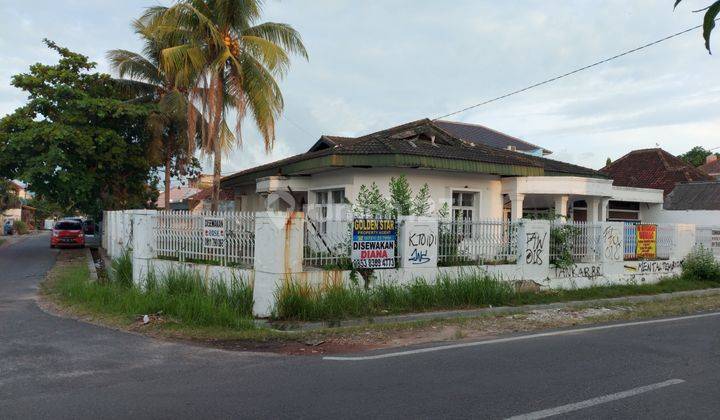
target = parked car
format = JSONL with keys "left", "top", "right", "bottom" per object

{"left": 51, "top": 220, "right": 84, "bottom": 248}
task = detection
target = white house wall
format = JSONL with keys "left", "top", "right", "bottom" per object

{"left": 643, "top": 206, "right": 720, "bottom": 225}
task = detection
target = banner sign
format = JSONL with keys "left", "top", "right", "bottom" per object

{"left": 636, "top": 224, "right": 657, "bottom": 259}
{"left": 203, "top": 217, "right": 226, "bottom": 249}
{"left": 352, "top": 218, "right": 396, "bottom": 269}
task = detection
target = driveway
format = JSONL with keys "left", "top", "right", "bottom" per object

{"left": 2, "top": 234, "right": 720, "bottom": 419}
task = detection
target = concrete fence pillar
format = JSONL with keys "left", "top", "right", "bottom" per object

{"left": 598, "top": 222, "right": 624, "bottom": 262}
{"left": 130, "top": 210, "right": 157, "bottom": 286}
{"left": 672, "top": 223, "right": 696, "bottom": 260}
{"left": 398, "top": 216, "right": 438, "bottom": 271}
{"left": 252, "top": 211, "right": 304, "bottom": 317}
{"left": 517, "top": 219, "right": 551, "bottom": 280}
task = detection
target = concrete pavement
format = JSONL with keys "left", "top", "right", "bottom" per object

{"left": 2, "top": 234, "right": 720, "bottom": 419}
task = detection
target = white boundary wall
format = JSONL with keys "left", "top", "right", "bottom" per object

{"left": 104, "top": 211, "right": 699, "bottom": 317}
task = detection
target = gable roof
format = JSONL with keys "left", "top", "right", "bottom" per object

{"left": 156, "top": 186, "right": 201, "bottom": 208}
{"left": 434, "top": 120, "right": 552, "bottom": 155}
{"left": 699, "top": 157, "right": 720, "bottom": 176}
{"left": 664, "top": 182, "right": 720, "bottom": 210}
{"left": 600, "top": 148, "right": 714, "bottom": 197}
{"left": 222, "top": 119, "right": 604, "bottom": 188}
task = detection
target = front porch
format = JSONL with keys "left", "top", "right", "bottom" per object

{"left": 502, "top": 176, "right": 664, "bottom": 222}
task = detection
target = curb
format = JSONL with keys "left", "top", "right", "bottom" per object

{"left": 86, "top": 248, "right": 99, "bottom": 282}
{"left": 266, "top": 287, "right": 720, "bottom": 331}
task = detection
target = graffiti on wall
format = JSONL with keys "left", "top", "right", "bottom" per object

{"left": 603, "top": 225, "right": 622, "bottom": 261}
{"left": 628, "top": 260, "right": 683, "bottom": 274}
{"left": 525, "top": 232, "right": 547, "bottom": 265}
{"left": 554, "top": 264, "right": 602, "bottom": 279}
{"left": 406, "top": 226, "right": 437, "bottom": 266}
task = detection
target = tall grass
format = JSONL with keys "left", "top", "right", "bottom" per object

{"left": 53, "top": 263, "right": 255, "bottom": 329}
{"left": 109, "top": 248, "right": 133, "bottom": 287}
{"left": 274, "top": 271, "right": 515, "bottom": 321}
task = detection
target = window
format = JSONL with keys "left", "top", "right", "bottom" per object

{"left": 608, "top": 201, "right": 640, "bottom": 222}
{"left": 315, "top": 189, "right": 345, "bottom": 233}
{"left": 452, "top": 192, "right": 475, "bottom": 236}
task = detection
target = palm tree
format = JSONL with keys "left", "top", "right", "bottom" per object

{"left": 107, "top": 19, "right": 197, "bottom": 209}
{"left": 147, "top": 0, "right": 308, "bottom": 211}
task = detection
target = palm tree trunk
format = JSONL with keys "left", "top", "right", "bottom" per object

{"left": 210, "top": 72, "right": 224, "bottom": 212}
{"left": 164, "top": 130, "right": 175, "bottom": 210}
{"left": 212, "top": 140, "right": 221, "bottom": 212}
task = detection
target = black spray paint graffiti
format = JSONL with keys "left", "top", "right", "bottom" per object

{"left": 554, "top": 265, "right": 602, "bottom": 279}
{"left": 407, "top": 232, "right": 436, "bottom": 265}
{"left": 636, "top": 260, "right": 683, "bottom": 274}
{"left": 525, "top": 232, "right": 547, "bottom": 265}
{"left": 603, "top": 226, "right": 622, "bottom": 260}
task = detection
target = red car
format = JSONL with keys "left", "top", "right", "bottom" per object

{"left": 51, "top": 220, "right": 85, "bottom": 248}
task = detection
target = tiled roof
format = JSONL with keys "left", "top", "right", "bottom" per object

{"left": 434, "top": 120, "right": 551, "bottom": 154}
{"left": 187, "top": 188, "right": 234, "bottom": 201}
{"left": 600, "top": 148, "right": 714, "bottom": 196}
{"left": 699, "top": 157, "right": 720, "bottom": 175}
{"left": 222, "top": 119, "right": 602, "bottom": 185}
{"left": 664, "top": 182, "right": 720, "bottom": 210}
{"left": 156, "top": 186, "right": 201, "bottom": 208}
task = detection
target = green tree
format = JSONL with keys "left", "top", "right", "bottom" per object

{"left": 605, "top": 157, "right": 612, "bottom": 167}
{"left": 678, "top": 146, "right": 714, "bottom": 167}
{"left": 354, "top": 183, "right": 389, "bottom": 216}
{"left": 412, "top": 183, "right": 431, "bottom": 216}
{"left": 108, "top": 18, "right": 201, "bottom": 209}
{"left": 148, "top": 0, "right": 308, "bottom": 211}
{"left": 0, "top": 40, "right": 158, "bottom": 218}
{"left": 0, "top": 179, "right": 20, "bottom": 211}
{"left": 675, "top": 1, "right": 720, "bottom": 52}
{"left": 389, "top": 175, "right": 413, "bottom": 216}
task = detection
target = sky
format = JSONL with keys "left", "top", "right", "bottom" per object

{"left": 1, "top": 0, "right": 719, "bottom": 175}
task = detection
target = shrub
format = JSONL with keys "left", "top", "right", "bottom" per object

{"left": 13, "top": 220, "right": 28, "bottom": 235}
{"left": 682, "top": 245, "right": 720, "bottom": 282}
{"left": 109, "top": 249, "right": 133, "bottom": 287}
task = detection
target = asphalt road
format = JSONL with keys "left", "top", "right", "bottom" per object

{"left": 2, "top": 234, "right": 720, "bottom": 419}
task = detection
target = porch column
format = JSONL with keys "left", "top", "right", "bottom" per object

{"left": 599, "top": 198, "right": 610, "bottom": 222}
{"left": 508, "top": 193, "right": 525, "bottom": 221}
{"left": 554, "top": 195, "right": 569, "bottom": 221}
{"left": 586, "top": 197, "right": 600, "bottom": 222}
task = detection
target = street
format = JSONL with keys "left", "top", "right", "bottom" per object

{"left": 2, "top": 234, "right": 720, "bottom": 419}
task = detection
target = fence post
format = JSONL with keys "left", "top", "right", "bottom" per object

{"left": 517, "top": 219, "right": 551, "bottom": 280}
{"left": 131, "top": 210, "right": 157, "bottom": 287}
{"left": 252, "top": 211, "right": 304, "bottom": 317}
{"left": 599, "top": 222, "right": 624, "bottom": 263}
{"left": 398, "top": 216, "right": 438, "bottom": 270}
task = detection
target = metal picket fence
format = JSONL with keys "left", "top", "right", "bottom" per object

{"left": 656, "top": 224, "right": 676, "bottom": 260}
{"left": 623, "top": 222, "right": 638, "bottom": 260}
{"left": 549, "top": 221, "right": 602, "bottom": 264}
{"left": 303, "top": 213, "right": 353, "bottom": 269}
{"left": 153, "top": 211, "right": 255, "bottom": 268}
{"left": 437, "top": 219, "right": 519, "bottom": 266}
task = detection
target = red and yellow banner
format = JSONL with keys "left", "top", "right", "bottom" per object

{"left": 636, "top": 224, "right": 657, "bottom": 260}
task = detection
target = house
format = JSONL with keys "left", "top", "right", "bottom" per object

{"left": 2, "top": 181, "right": 35, "bottom": 230}
{"left": 600, "top": 148, "right": 714, "bottom": 197}
{"left": 220, "top": 119, "right": 664, "bottom": 222}
{"left": 699, "top": 154, "right": 720, "bottom": 179}
{"left": 156, "top": 174, "right": 214, "bottom": 211}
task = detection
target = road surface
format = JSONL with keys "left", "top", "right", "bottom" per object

{"left": 2, "top": 234, "right": 720, "bottom": 419}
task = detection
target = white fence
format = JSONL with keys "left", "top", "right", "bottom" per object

{"left": 438, "top": 219, "right": 519, "bottom": 265}
{"left": 696, "top": 226, "right": 720, "bottom": 258}
{"left": 303, "top": 213, "right": 353, "bottom": 269}
{"left": 153, "top": 211, "right": 255, "bottom": 268}
{"left": 549, "top": 221, "right": 602, "bottom": 264}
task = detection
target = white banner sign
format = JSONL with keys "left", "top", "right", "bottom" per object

{"left": 203, "top": 217, "right": 225, "bottom": 249}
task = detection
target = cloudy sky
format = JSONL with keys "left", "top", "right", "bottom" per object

{"left": 1, "top": 0, "right": 719, "bottom": 174}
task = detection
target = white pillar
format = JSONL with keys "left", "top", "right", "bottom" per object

{"left": 398, "top": 216, "right": 438, "bottom": 269}
{"left": 586, "top": 197, "right": 600, "bottom": 223}
{"left": 509, "top": 193, "right": 525, "bottom": 221}
{"left": 131, "top": 210, "right": 157, "bottom": 287}
{"left": 518, "top": 220, "right": 551, "bottom": 280}
{"left": 554, "top": 195, "right": 569, "bottom": 221}
{"left": 252, "top": 211, "right": 304, "bottom": 317}
{"left": 599, "top": 198, "right": 610, "bottom": 222}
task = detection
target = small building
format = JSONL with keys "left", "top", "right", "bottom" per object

{"left": 699, "top": 154, "right": 720, "bottom": 180}
{"left": 221, "top": 119, "right": 663, "bottom": 222}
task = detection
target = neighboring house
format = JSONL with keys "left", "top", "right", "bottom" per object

{"left": 187, "top": 188, "right": 236, "bottom": 213}
{"left": 699, "top": 154, "right": 720, "bottom": 180}
{"left": 220, "top": 119, "right": 663, "bottom": 222}
{"left": 2, "top": 180, "right": 35, "bottom": 230}
{"left": 600, "top": 148, "right": 714, "bottom": 197}
{"left": 642, "top": 181, "right": 720, "bottom": 225}
{"left": 434, "top": 120, "right": 552, "bottom": 156}
{"left": 156, "top": 174, "right": 215, "bottom": 211}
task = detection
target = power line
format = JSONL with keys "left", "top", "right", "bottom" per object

{"left": 433, "top": 22, "right": 710, "bottom": 121}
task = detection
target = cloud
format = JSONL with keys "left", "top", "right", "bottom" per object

{"left": 2, "top": 0, "right": 719, "bottom": 174}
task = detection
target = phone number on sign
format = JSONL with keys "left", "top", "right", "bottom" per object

{"left": 354, "top": 258, "right": 395, "bottom": 269}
